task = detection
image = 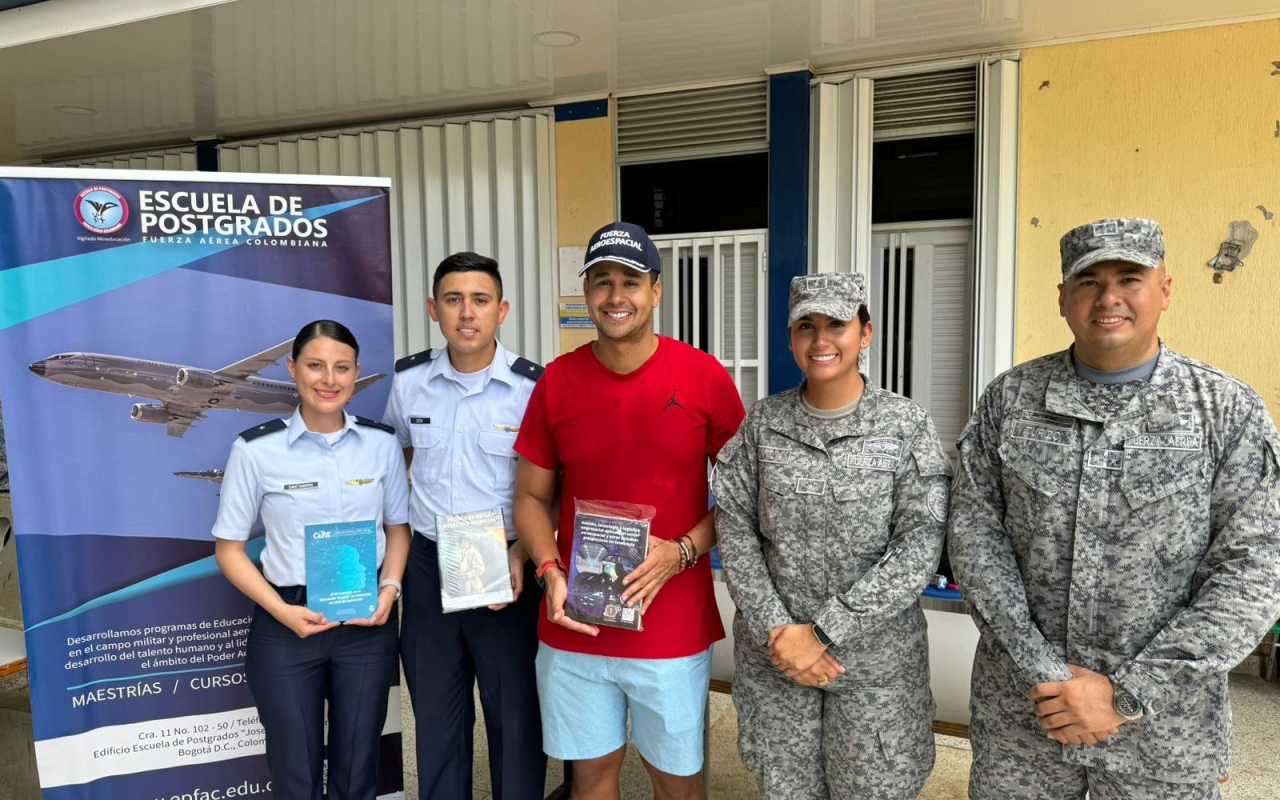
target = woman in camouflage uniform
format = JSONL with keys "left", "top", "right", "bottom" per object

{"left": 713, "top": 273, "right": 951, "bottom": 800}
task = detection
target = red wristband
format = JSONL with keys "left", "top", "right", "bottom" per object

{"left": 536, "top": 558, "right": 566, "bottom": 580}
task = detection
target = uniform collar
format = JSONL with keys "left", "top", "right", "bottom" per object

{"left": 426, "top": 340, "right": 518, "bottom": 390}
{"left": 285, "top": 406, "right": 360, "bottom": 445}
{"left": 767, "top": 375, "right": 882, "bottom": 449}
{"left": 1043, "top": 341, "right": 1187, "bottom": 428}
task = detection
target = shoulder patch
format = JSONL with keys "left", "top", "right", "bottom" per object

{"left": 395, "top": 349, "right": 434, "bottom": 373}
{"left": 238, "top": 418, "right": 286, "bottom": 442}
{"left": 927, "top": 484, "right": 950, "bottom": 523}
{"left": 354, "top": 416, "right": 396, "bottom": 435}
{"left": 511, "top": 357, "right": 544, "bottom": 381}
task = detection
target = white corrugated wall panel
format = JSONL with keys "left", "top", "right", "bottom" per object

{"left": 218, "top": 110, "right": 557, "bottom": 364}
{"left": 46, "top": 146, "right": 199, "bottom": 171}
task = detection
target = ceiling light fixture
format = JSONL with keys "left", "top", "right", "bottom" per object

{"left": 532, "top": 30, "right": 580, "bottom": 47}
{"left": 55, "top": 105, "right": 98, "bottom": 116}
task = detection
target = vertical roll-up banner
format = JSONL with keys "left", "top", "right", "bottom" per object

{"left": 0, "top": 167, "right": 404, "bottom": 799}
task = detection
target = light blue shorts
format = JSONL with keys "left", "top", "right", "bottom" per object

{"left": 535, "top": 643, "right": 711, "bottom": 776}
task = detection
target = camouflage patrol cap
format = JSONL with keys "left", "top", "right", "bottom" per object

{"left": 788, "top": 273, "right": 867, "bottom": 326}
{"left": 1060, "top": 217, "right": 1165, "bottom": 281}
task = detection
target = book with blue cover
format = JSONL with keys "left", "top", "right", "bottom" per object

{"left": 304, "top": 519, "right": 378, "bottom": 622}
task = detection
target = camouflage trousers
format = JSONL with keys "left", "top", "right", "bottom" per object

{"left": 968, "top": 642, "right": 1222, "bottom": 800}
{"left": 732, "top": 641, "right": 935, "bottom": 800}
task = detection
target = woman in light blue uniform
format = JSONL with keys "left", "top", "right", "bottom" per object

{"left": 213, "top": 320, "right": 411, "bottom": 800}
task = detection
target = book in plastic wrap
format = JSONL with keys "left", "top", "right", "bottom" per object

{"left": 565, "top": 500, "right": 654, "bottom": 630}
{"left": 304, "top": 519, "right": 378, "bottom": 622}
{"left": 436, "top": 508, "right": 513, "bottom": 612}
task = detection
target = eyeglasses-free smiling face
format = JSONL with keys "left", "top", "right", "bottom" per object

{"left": 1058, "top": 260, "right": 1171, "bottom": 370}
{"left": 789, "top": 313, "right": 873, "bottom": 384}
{"left": 583, "top": 261, "right": 661, "bottom": 343}
{"left": 287, "top": 335, "right": 360, "bottom": 422}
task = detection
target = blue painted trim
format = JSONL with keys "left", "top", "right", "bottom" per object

{"left": 196, "top": 140, "right": 220, "bottom": 172}
{"left": 767, "top": 71, "right": 811, "bottom": 394}
{"left": 555, "top": 99, "right": 608, "bottom": 122}
{"left": 0, "top": 0, "right": 47, "bottom": 10}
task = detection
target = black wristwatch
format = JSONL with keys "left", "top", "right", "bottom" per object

{"left": 811, "top": 623, "right": 834, "bottom": 648}
{"left": 1110, "top": 680, "right": 1144, "bottom": 721}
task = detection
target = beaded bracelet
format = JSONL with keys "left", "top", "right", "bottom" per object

{"left": 674, "top": 538, "right": 692, "bottom": 571}
{"left": 682, "top": 535, "right": 699, "bottom": 565}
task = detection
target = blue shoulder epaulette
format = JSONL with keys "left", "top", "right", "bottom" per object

{"left": 511, "top": 357, "right": 544, "bottom": 381}
{"left": 354, "top": 416, "right": 395, "bottom": 435}
{"left": 239, "top": 418, "right": 286, "bottom": 442}
{"left": 395, "top": 349, "right": 434, "bottom": 373}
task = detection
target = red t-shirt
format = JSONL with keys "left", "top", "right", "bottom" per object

{"left": 515, "top": 336, "right": 746, "bottom": 659}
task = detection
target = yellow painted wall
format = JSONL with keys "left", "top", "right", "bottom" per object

{"left": 554, "top": 113, "right": 614, "bottom": 355}
{"left": 1016, "top": 20, "right": 1280, "bottom": 415}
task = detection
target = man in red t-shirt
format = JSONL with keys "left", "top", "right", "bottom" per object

{"left": 514, "top": 221, "right": 745, "bottom": 800}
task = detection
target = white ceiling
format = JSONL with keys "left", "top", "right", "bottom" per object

{"left": 0, "top": 0, "right": 1276, "bottom": 164}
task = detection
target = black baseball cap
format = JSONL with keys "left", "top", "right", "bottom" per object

{"left": 579, "top": 221, "right": 662, "bottom": 277}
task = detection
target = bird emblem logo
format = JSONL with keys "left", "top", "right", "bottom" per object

{"left": 74, "top": 185, "right": 129, "bottom": 235}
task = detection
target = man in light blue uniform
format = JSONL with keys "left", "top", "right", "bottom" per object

{"left": 383, "top": 252, "right": 545, "bottom": 800}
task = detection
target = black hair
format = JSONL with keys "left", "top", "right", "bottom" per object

{"left": 291, "top": 319, "right": 360, "bottom": 362}
{"left": 433, "top": 252, "right": 503, "bottom": 300}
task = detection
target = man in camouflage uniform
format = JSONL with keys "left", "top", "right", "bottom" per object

{"left": 949, "top": 218, "right": 1280, "bottom": 799}
{"left": 714, "top": 273, "right": 951, "bottom": 799}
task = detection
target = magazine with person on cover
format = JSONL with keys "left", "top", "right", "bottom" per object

{"left": 436, "top": 508, "right": 513, "bottom": 611}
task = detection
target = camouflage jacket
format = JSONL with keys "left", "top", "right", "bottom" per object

{"left": 948, "top": 344, "right": 1280, "bottom": 780}
{"left": 713, "top": 384, "right": 951, "bottom": 674}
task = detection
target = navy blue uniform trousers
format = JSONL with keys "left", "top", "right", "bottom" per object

{"left": 245, "top": 585, "right": 399, "bottom": 800}
{"left": 401, "top": 533, "right": 545, "bottom": 800}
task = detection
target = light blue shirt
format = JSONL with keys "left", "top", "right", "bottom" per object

{"left": 212, "top": 407, "right": 410, "bottom": 586}
{"left": 382, "top": 341, "right": 538, "bottom": 540}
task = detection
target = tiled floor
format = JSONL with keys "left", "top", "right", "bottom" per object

{"left": 400, "top": 673, "right": 1280, "bottom": 799}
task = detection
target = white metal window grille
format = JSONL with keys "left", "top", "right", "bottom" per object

{"left": 651, "top": 231, "right": 768, "bottom": 404}
{"left": 872, "top": 68, "right": 976, "bottom": 141}
{"left": 870, "top": 224, "right": 973, "bottom": 453}
{"left": 218, "top": 110, "right": 557, "bottom": 364}
{"left": 616, "top": 81, "right": 768, "bottom": 166}
{"left": 44, "top": 147, "right": 199, "bottom": 171}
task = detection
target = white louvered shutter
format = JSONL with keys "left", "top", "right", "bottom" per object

{"left": 873, "top": 68, "right": 976, "bottom": 140}
{"left": 919, "top": 238, "right": 971, "bottom": 453}
{"left": 616, "top": 81, "right": 768, "bottom": 165}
